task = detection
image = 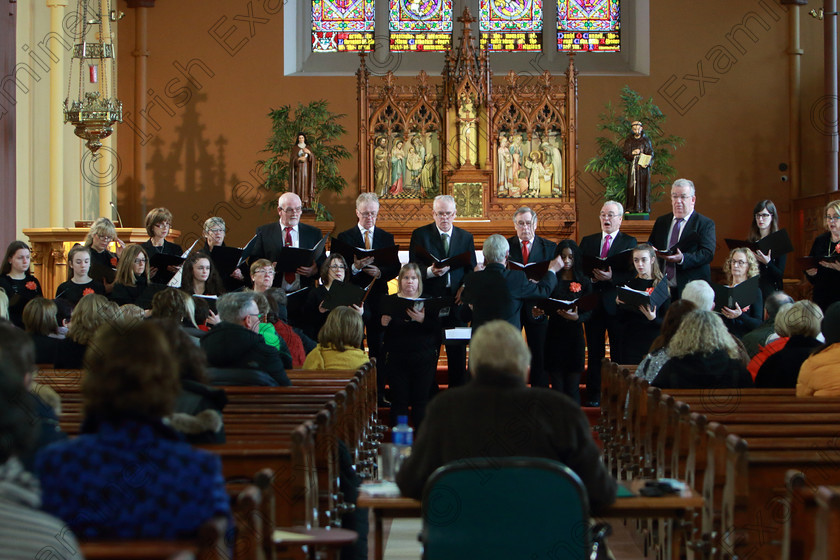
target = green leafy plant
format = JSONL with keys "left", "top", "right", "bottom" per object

{"left": 258, "top": 100, "right": 352, "bottom": 221}
{"left": 585, "top": 86, "right": 685, "bottom": 208}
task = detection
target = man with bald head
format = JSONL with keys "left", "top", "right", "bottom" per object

{"left": 251, "top": 192, "right": 326, "bottom": 324}
{"left": 579, "top": 200, "right": 637, "bottom": 406}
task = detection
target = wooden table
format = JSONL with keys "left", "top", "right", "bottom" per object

{"left": 358, "top": 480, "right": 703, "bottom": 560}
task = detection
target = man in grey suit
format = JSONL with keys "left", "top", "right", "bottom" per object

{"left": 507, "top": 207, "right": 557, "bottom": 387}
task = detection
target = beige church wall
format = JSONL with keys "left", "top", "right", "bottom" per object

{"left": 113, "top": 0, "right": 824, "bottom": 272}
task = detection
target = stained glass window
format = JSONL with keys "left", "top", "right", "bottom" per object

{"left": 390, "top": 0, "right": 453, "bottom": 52}
{"left": 312, "top": 0, "right": 375, "bottom": 52}
{"left": 557, "top": 0, "right": 620, "bottom": 52}
{"left": 479, "top": 0, "right": 543, "bottom": 52}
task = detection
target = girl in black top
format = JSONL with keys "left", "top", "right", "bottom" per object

{"left": 538, "top": 239, "right": 592, "bottom": 402}
{"left": 616, "top": 243, "right": 670, "bottom": 365}
{"left": 141, "top": 207, "right": 184, "bottom": 284}
{"left": 0, "top": 240, "right": 43, "bottom": 328}
{"left": 180, "top": 251, "right": 225, "bottom": 296}
{"left": 110, "top": 244, "right": 151, "bottom": 306}
{"left": 805, "top": 200, "right": 840, "bottom": 311}
{"left": 54, "top": 245, "right": 105, "bottom": 305}
{"left": 749, "top": 199, "right": 787, "bottom": 298}
{"left": 380, "top": 263, "right": 440, "bottom": 427}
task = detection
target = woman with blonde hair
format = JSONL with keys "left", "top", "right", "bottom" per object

{"left": 111, "top": 244, "right": 151, "bottom": 306}
{"left": 303, "top": 306, "right": 369, "bottom": 370}
{"left": 54, "top": 294, "right": 120, "bottom": 368}
{"left": 651, "top": 310, "right": 754, "bottom": 389}
{"left": 805, "top": 200, "right": 840, "bottom": 311}
{"left": 720, "top": 247, "right": 764, "bottom": 338}
{"left": 84, "top": 218, "right": 123, "bottom": 290}
{"left": 755, "top": 300, "right": 823, "bottom": 388}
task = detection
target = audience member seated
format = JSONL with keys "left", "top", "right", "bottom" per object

{"left": 741, "top": 291, "right": 795, "bottom": 357}
{"left": 150, "top": 288, "right": 204, "bottom": 339}
{"left": 54, "top": 245, "right": 106, "bottom": 305}
{"left": 680, "top": 279, "right": 715, "bottom": 311}
{"left": 35, "top": 321, "right": 231, "bottom": 539}
{"left": 719, "top": 248, "right": 764, "bottom": 338}
{"left": 0, "top": 288, "right": 8, "bottom": 321}
{"left": 54, "top": 294, "right": 119, "bottom": 369}
{"left": 200, "top": 292, "right": 290, "bottom": 386}
{"left": 635, "top": 300, "right": 697, "bottom": 383}
{"left": 797, "top": 302, "right": 840, "bottom": 396}
{"left": 303, "top": 306, "right": 369, "bottom": 371}
{"left": 119, "top": 303, "right": 146, "bottom": 324}
{"left": 109, "top": 244, "right": 150, "bottom": 306}
{"left": 252, "top": 292, "right": 293, "bottom": 369}
{"left": 0, "top": 240, "right": 43, "bottom": 328}
{"left": 53, "top": 298, "right": 72, "bottom": 338}
{"left": 0, "top": 351, "right": 81, "bottom": 560}
{"left": 755, "top": 300, "right": 823, "bottom": 388}
{"left": 0, "top": 322, "right": 67, "bottom": 471}
{"left": 22, "top": 298, "right": 63, "bottom": 365}
{"left": 396, "top": 320, "right": 618, "bottom": 514}
{"left": 150, "top": 319, "right": 226, "bottom": 444}
{"left": 264, "top": 288, "right": 309, "bottom": 367}
{"left": 747, "top": 302, "right": 793, "bottom": 380}
{"left": 652, "top": 310, "right": 754, "bottom": 389}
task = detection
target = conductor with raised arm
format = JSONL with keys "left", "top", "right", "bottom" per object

{"left": 648, "top": 178, "right": 716, "bottom": 300}
{"left": 409, "top": 195, "right": 477, "bottom": 387}
{"left": 507, "top": 207, "right": 557, "bottom": 387}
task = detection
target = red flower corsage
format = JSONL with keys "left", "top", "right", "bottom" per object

{"left": 110, "top": 257, "right": 118, "bottom": 267}
{"left": 742, "top": 305, "right": 751, "bottom": 313}
{"left": 569, "top": 282, "right": 582, "bottom": 293}
{"left": 835, "top": 242, "right": 840, "bottom": 254}
{"left": 645, "top": 287, "right": 655, "bottom": 295}
{"left": 25, "top": 281, "right": 37, "bottom": 291}
{"left": 82, "top": 287, "right": 94, "bottom": 296}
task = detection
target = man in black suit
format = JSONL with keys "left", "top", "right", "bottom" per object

{"left": 648, "top": 178, "right": 716, "bottom": 299}
{"left": 462, "top": 234, "right": 561, "bottom": 331}
{"left": 251, "top": 192, "right": 326, "bottom": 326}
{"left": 336, "top": 193, "right": 398, "bottom": 400}
{"left": 507, "top": 206, "right": 557, "bottom": 387}
{"left": 409, "top": 195, "right": 477, "bottom": 387}
{"left": 579, "top": 201, "right": 637, "bottom": 406}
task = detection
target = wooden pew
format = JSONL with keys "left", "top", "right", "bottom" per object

{"left": 812, "top": 486, "right": 840, "bottom": 560}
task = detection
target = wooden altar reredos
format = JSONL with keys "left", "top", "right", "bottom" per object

{"left": 356, "top": 8, "right": 579, "bottom": 246}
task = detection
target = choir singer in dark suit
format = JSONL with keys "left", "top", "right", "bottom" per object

{"left": 251, "top": 192, "right": 326, "bottom": 325}
{"left": 507, "top": 207, "right": 557, "bottom": 388}
{"left": 648, "top": 178, "right": 716, "bottom": 299}
{"left": 579, "top": 201, "right": 637, "bottom": 406}
{"left": 336, "top": 193, "right": 397, "bottom": 403}
{"left": 409, "top": 195, "right": 477, "bottom": 387}
{"left": 462, "top": 233, "right": 561, "bottom": 331}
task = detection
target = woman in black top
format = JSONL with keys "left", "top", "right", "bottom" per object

{"left": 0, "top": 240, "right": 43, "bottom": 328}
{"left": 720, "top": 248, "right": 764, "bottom": 338}
{"left": 749, "top": 200, "right": 787, "bottom": 298}
{"left": 110, "top": 244, "right": 151, "bottom": 306}
{"left": 203, "top": 217, "right": 247, "bottom": 292}
{"left": 536, "top": 239, "right": 592, "bottom": 403}
{"left": 380, "top": 263, "right": 440, "bottom": 427}
{"left": 303, "top": 253, "right": 363, "bottom": 340}
{"left": 83, "top": 218, "right": 123, "bottom": 292}
{"left": 805, "top": 200, "right": 840, "bottom": 311}
{"left": 180, "top": 251, "right": 225, "bottom": 297}
{"left": 616, "top": 243, "right": 670, "bottom": 365}
{"left": 140, "top": 207, "right": 184, "bottom": 284}
{"left": 54, "top": 245, "right": 105, "bottom": 305}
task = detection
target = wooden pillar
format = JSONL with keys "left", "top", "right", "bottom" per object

{"left": 1, "top": 0, "right": 16, "bottom": 241}
{"left": 128, "top": 0, "right": 154, "bottom": 220}
{"left": 825, "top": 0, "right": 838, "bottom": 192}
{"left": 788, "top": 4, "right": 803, "bottom": 197}
{"left": 47, "top": 0, "right": 67, "bottom": 227}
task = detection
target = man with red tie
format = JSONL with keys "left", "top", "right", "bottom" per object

{"left": 506, "top": 207, "right": 557, "bottom": 388}
{"left": 579, "top": 201, "right": 637, "bottom": 406}
{"left": 251, "top": 192, "right": 326, "bottom": 325}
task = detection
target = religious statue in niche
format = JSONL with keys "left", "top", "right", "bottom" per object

{"left": 290, "top": 132, "right": 317, "bottom": 208}
{"left": 622, "top": 120, "right": 654, "bottom": 213}
{"left": 496, "top": 131, "right": 563, "bottom": 198}
{"left": 374, "top": 133, "right": 440, "bottom": 199}
{"left": 458, "top": 92, "right": 478, "bottom": 166}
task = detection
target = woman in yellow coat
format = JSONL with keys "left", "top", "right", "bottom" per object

{"left": 796, "top": 301, "right": 840, "bottom": 397}
{"left": 303, "top": 306, "right": 369, "bottom": 371}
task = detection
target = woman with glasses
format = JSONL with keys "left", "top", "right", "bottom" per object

{"left": 141, "top": 208, "right": 183, "bottom": 284}
{"left": 111, "top": 244, "right": 151, "bottom": 307}
{"left": 203, "top": 217, "right": 247, "bottom": 292}
{"left": 250, "top": 259, "right": 276, "bottom": 294}
{"left": 805, "top": 200, "right": 840, "bottom": 311}
{"left": 303, "top": 253, "right": 364, "bottom": 340}
{"left": 720, "top": 248, "right": 764, "bottom": 338}
{"left": 84, "top": 217, "right": 123, "bottom": 291}
{"left": 748, "top": 200, "right": 786, "bottom": 298}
